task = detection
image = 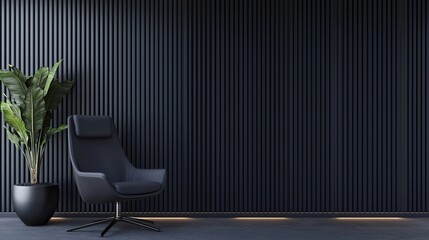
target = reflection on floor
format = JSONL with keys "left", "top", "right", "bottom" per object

{"left": 0, "top": 216, "right": 427, "bottom": 240}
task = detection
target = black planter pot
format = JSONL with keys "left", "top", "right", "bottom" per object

{"left": 12, "top": 183, "right": 59, "bottom": 226}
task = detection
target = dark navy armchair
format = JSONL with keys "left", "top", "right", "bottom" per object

{"left": 67, "top": 115, "right": 166, "bottom": 237}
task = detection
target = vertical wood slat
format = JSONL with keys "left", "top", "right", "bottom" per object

{"left": 0, "top": 0, "right": 426, "bottom": 214}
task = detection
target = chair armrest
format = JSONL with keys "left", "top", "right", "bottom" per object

{"left": 131, "top": 169, "right": 166, "bottom": 186}
{"left": 73, "top": 171, "right": 118, "bottom": 204}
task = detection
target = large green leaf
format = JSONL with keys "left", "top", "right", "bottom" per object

{"left": 44, "top": 80, "right": 74, "bottom": 111}
{"left": 31, "top": 67, "right": 49, "bottom": 88}
{"left": 4, "top": 95, "right": 22, "bottom": 118}
{"left": 42, "top": 124, "right": 68, "bottom": 146}
{"left": 23, "top": 85, "right": 46, "bottom": 132}
{"left": 47, "top": 124, "right": 68, "bottom": 138}
{"left": 5, "top": 126, "right": 21, "bottom": 149}
{"left": 44, "top": 60, "right": 63, "bottom": 96}
{"left": 8, "top": 65, "right": 29, "bottom": 83}
{"left": 40, "top": 110, "right": 52, "bottom": 138}
{"left": 0, "top": 70, "right": 28, "bottom": 106}
{"left": 0, "top": 101, "right": 28, "bottom": 142}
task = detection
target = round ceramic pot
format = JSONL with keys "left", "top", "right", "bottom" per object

{"left": 12, "top": 183, "right": 59, "bottom": 226}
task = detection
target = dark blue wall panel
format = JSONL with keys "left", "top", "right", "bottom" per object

{"left": 0, "top": 0, "right": 426, "bottom": 214}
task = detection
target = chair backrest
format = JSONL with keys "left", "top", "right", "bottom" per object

{"left": 68, "top": 115, "right": 133, "bottom": 183}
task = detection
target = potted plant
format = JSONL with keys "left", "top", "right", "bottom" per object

{"left": 0, "top": 60, "right": 74, "bottom": 226}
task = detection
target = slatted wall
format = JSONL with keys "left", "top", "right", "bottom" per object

{"left": 0, "top": 0, "right": 427, "bottom": 214}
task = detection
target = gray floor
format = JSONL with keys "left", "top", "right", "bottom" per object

{"left": 1, "top": 217, "right": 429, "bottom": 240}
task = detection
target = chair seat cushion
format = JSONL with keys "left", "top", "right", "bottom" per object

{"left": 113, "top": 181, "right": 162, "bottom": 195}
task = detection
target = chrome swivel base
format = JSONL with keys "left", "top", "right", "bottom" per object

{"left": 66, "top": 202, "right": 160, "bottom": 237}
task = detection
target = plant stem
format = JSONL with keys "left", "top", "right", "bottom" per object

{"left": 30, "top": 167, "right": 38, "bottom": 184}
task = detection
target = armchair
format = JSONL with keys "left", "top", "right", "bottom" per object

{"left": 67, "top": 115, "right": 166, "bottom": 237}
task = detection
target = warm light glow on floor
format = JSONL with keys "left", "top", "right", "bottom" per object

{"left": 137, "top": 217, "right": 193, "bottom": 220}
{"left": 234, "top": 217, "right": 289, "bottom": 220}
{"left": 50, "top": 217, "right": 67, "bottom": 221}
{"left": 335, "top": 217, "right": 405, "bottom": 220}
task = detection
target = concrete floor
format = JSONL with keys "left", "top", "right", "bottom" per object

{"left": 0, "top": 217, "right": 428, "bottom": 240}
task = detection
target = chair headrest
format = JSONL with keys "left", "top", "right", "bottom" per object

{"left": 73, "top": 115, "right": 113, "bottom": 138}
